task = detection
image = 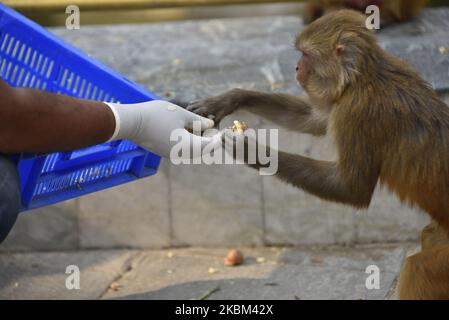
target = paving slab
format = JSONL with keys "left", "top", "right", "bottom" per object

{"left": 0, "top": 245, "right": 412, "bottom": 300}
{"left": 279, "top": 245, "right": 406, "bottom": 274}
{"left": 169, "top": 163, "right": 264, "bottom": 247}
{"left": 102, "top": 245, "right": 406, "bottom": 300}
{"left": 0, "top": 249, "right": 135, "bottom": 299}
{"left": 0, "top": 200, "right": 79, "bottom": 253}
{"left": 355, "top": 188, "right": 430, "bottom": 243}
{"left": 77, "top": 160, "right": 171, "bottom": 249}
{"left": 264, "top": 176, "right": 357, "bottom": 246}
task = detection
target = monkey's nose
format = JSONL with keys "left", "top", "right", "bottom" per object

{"left": 296, "top": 66, "right": 299, "bottom": 71}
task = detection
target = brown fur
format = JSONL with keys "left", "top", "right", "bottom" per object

{"left": 303, "top": 0, "right": 428, "bottom": 24}
{"left": 187, "top": 10, "right": 449, "bottom": 299}
{"left": 297, "top": 10, "right": 449, "bottom": 230}
{"left": 398, "top": 221, "right": 449, "bottom": 299}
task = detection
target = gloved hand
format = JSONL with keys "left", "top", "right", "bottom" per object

{"left": 104, "top": 100, "right": 215, "bottom": 158}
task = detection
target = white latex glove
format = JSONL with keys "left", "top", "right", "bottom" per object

{"left": 105, "top": 100, "right": 215, "bottom": 158}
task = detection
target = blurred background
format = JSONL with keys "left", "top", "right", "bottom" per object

{"left": 1, "top": 0, "right": 448, "bottom": 253}
{"left": 6, "top": 0, "right": 449, "bottom": 26}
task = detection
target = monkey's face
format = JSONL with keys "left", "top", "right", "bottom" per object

{"left": 295, "top": 51, "right": 310, "bottom": 86}
{"left": 296, "top": 10, "right": 377, "bottom": 103}
{"left": 295, "top": 42, "right": 346, "bottom": 104}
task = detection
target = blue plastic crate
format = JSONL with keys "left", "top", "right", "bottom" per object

{"left": 0, "top": 4, "right": 162, "bottom": 211}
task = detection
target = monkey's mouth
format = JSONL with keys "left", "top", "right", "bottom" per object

{"left": 295, "top": 69, "right": 308, "bottom": 87}
{"left": 296, "top": 75, "right": 306, "bottom": 88}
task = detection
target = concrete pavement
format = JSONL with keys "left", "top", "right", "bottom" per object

{"left": 0, "top": 244, "right": 416, "bottom": 300}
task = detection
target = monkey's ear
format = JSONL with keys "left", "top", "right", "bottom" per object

{"left": 336, "top": 44, "right": 345, "bottom": 56}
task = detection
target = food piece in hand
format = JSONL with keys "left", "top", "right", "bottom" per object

{"left": 224, "top": 249, "right": 244, "bottom": 267}
{"left": 231, "top": 120, "right": 248, "bottom": 134}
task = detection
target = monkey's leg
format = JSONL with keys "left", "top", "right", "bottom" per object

{"left": 398, "top": 221, "right": 449, "bottom": 300}
{"left": 398, "top": 247, "right": 449, "bottom": 300}
{"left": 187, "top": 89, "right": 327, "bottom": 136}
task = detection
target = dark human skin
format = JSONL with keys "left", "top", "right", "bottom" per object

{"left": 0, "top": 77, "right": 115, "bottom": 153}
{"left": 187, "top": 10, "right": 449, "bottom": 299}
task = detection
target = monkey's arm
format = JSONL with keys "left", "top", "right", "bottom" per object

{"left": 273, "top": 151, "right": 378, "bottom": 208}
{"left": 187, "top": 89, "right": 327, "bottom": 136}
{"left": 223, "top": 130, "right": 379, "bottom": 208}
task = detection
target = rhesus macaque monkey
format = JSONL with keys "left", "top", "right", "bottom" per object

{"left": 187, "top": 10, "right": 449, "bottom": 299}
{"left": 303, "top": 0, "right": 428, "bottom": 25}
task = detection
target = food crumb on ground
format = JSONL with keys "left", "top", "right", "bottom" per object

{"left": 208, "top": 267, "right": 219, "bottom": 274}
{"left": 224, "top": 249, "right": 244, "bottom": 267}
{"left": 256, "top": 257, "right": 266, "bottom": 264}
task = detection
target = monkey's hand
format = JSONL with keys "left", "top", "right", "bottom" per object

{"left": 186, "top": 89, "right": 244, "bottom": 124}
{"left": 222, "top": 128, "right": 267, "bottom": 170}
